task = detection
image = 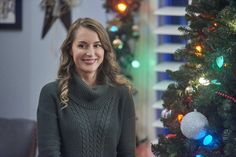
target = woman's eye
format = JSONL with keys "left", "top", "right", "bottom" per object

{"left": 78, "top": 44, "right": 86, "bottom": 48}
{"left": 94, "top": 44, "right": 102, "bottom": 48}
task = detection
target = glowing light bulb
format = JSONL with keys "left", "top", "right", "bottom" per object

{"left": 195, "top": 45, "right": 202, "bottom": 52}
{"left": 110, "top": 25, "right": 118, "bottom": 32}
{"left": 203, "top": 135, "right": 213, "bottom": 145}
{"left": 116, "top": 2, "right": 127, "bottom": 13}
{"left": 199, "top": 77, "right": 210, "bottom": 86}
{"left": 216, "top": 56, "right": 224, "bottom": 68}
{"left": 195, "top": 45, "right": 203, "bottom": 57}
{"left": 177, "top": 114, "right": 184, "bottom": 122}
{"left": 211, "top": 79, "right": 221, "bottom": 85}
{"left": 131, "top": 60, "right": 140, "bottom": 68}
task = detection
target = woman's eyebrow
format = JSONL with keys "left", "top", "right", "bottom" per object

{"left": 76, "top": 41, "right": 101, "bottom": 44}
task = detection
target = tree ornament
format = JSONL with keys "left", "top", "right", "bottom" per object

{"left": 185, "top": 86, "right": 194, "bottom": 96}
{"left": 208, "top": 23, "right": 218, "bottom": 32}
{"left": 215, "top": 91, "right": 236, "bottom": 103}
{"left": 180, "top": 111, "right": 209, "bottom": 140}
{"left": 165, "top": 134, "right": 177, "bottom": 139}
{"left": 183, "top": 96, "right": 193, "bottom": 105}
{"left": 112, "top": 37, "right": 123, "bottom": 49}
{"left": 161, "top": 108, "right": 172, "bottom": 119}
{"left": 132, "top": 24, "right": 139, "bottom": 37}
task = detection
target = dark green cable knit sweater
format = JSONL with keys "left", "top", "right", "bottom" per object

{"left": 37, "top": 72, "right": 136, "bottom": 157}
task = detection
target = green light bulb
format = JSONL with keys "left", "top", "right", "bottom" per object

{"left": 131, "top": 60, "right": 140, "bottom": 68}
{"left": 216, "top": 56, "right": 224, "bottom": 68}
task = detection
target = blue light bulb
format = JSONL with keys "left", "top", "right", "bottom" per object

{"left": 203, "top": 135, "right": 213, "bottom": 145}
{"left": 110, "top": 26, "right": 118, "bottom": 32}
{"left": 196, "top": 154, "right": 204, "bottom": 157}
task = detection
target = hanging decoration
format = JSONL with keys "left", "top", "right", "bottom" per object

{"left": 215, "top": 91, "right": 236, "bottom": 103}
{"left": 40, "top": 0, "right": 76, "bottom": 39}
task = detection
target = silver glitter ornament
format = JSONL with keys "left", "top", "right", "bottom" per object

{"left": 180, "top": 111, "right": 209, "bottom": 140}
{"left": 161, "top": 108, "right": 172, "bottom": 119}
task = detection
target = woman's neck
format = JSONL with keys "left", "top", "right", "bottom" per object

{"left": 79, "top": 72, "right": 97, "bottom": 87}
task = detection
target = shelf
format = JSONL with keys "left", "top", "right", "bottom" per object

{"left": 152, "top": 120, "right": 163, "bottom": 128}
{"left": 154, "top": 25, "right": 183, "bottom": 35}
{"left": 154, "top": 6, "right": 186, "bottom": 16}
{"left": 155, "top": 43, "right": 185, "bottom": 54}
{"left": 155, "top": 62, "right": 184, "bottom": 72}
{"left": 153, "top": 80, "right": 175, "bottom": 91}
{"left": 152, "top": 100, "right": 163, "bottom": 109}
{"left": 151, "top": 139, "right": 159, "bottom": 144}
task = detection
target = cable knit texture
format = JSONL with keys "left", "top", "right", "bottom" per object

{"left": 37, "top": 72, "right": 136, "bottom": 157}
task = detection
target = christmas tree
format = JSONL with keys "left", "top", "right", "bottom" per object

{"left": 103, "top": 0, "right": 142, "bottom": 80}
{"left": 152, "top": 0, "right": 236, "bottom": 156}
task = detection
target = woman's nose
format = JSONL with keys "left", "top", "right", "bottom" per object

{"left": 85, "top": 46, "right": 95, "bottom": 56}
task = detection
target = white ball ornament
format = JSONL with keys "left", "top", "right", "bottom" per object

{"left": 180, "top": 111, "right": 209, "bottom": 140}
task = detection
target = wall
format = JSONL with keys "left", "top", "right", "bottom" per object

{"left": 0, "top": 0, "right": 106, "bottom": 120}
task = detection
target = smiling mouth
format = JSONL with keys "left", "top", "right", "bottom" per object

{"left": 82, "top": 59, "right": 97, "bottom": 64}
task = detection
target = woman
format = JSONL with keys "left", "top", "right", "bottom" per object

{"left": 37, "top": 17, "right": 136, "bottom": 157}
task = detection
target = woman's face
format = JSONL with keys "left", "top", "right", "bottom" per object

{"left": 71, "top": 27, "right": 104, "bottom": 76}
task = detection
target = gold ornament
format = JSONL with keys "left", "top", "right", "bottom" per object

{"left": 112, "top": 37, "right": 123, "bottom": 49}
{"left": 132, "top": 25, "right": 139, "bottom": 37}
{"left": 185, "top": 86, "right": 194, "bottom": 95}
{"left": 132, "top": 25, "right": 139, "bottom": 32}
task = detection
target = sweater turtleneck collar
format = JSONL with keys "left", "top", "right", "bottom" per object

{"left": 69, "top": 71, "right": 109, "bottom": 104}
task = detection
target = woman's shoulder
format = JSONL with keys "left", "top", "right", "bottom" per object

{"left": 40, "top": 80, "right": 59, "bottom": 95}
{"left": 111, "top": 84, "right": 130, "bottom": 97}
{"left": 110, "top": 84, "right": 125, "bottom": 91}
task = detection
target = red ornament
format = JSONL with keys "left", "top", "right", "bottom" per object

{"left": 184, "top": 96, "right": 193, "bottom": 104}
{"left": 208, "top": 23, "right": 218, "bottom": 32}
{"left": 165, "top": 134, "right": 177, "bottom": 139}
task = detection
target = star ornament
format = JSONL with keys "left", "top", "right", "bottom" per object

{"left": 41, "top": 0, "right": 72, "bottom": 39}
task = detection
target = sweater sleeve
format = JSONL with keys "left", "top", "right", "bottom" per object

{"left": 37, "top": 83, "right": 62, "bottom": 157}
{"left": 117, "top": 87, "right": 136, "bottom": 157}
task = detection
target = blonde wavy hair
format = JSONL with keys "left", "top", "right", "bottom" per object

{"left": 57, "top": 17, "right": 133, "bottom": 107}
